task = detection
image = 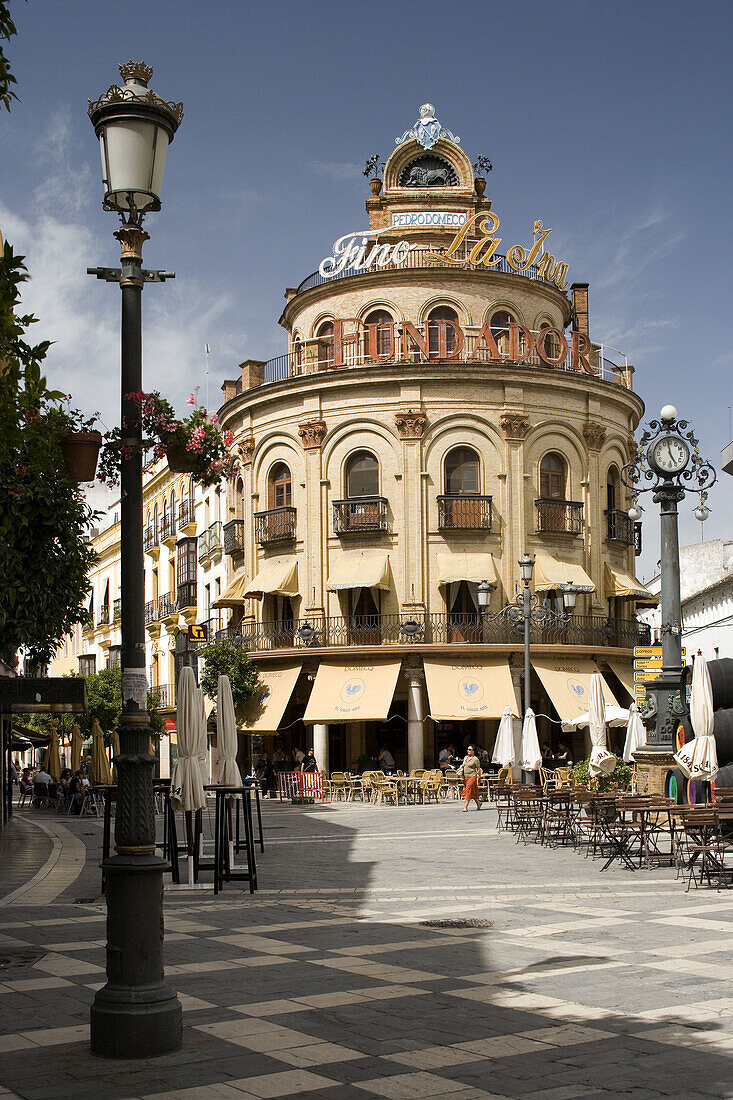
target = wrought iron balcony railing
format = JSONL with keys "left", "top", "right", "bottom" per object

{"left": 255, "top": 507, "right": 297, "bottom": 545}
{"left": 333, "top": 496, "right": 388, "bottom": 535}
{"left": 153, "top": 683, "right": 174, "bottom": 709}
{"left": 177, "top": 581, "right": 197, "bottom": 610}
{"left": 143, "top": 525, "right": 159, "bottom": 552}
{"left": 97, "top": 605, "right": 110, "bottom": 627}
{"left": 198, "top": 522, "right": 223, "bottom": 561}
{"left": 223, "top": 519, "right": 245, "bottom": 555}
{"left": 437, "top": 495, "right": 493, "bottom": 531}
{"left": 161, "top": 514, "right": 176, "bottom": 542}
{"left": 606, "top": 509, "right": 635, "bottom": 546}
{"left": 144, "top": 599, "right": 158, "bottom": 625}
{"left": 219, "top": 612, "right": 650, "bottom": 653}
{"left": 178, "top": 497, "right": 195, "bottom": 530}
{"left": 158, "top": 592, "right": 177, "bottom": 619}
{"left": 113, "top": 597, "right": 121, "bottom": 623}
{"left": 535, "top": 498, "right": 584, "bottom": 535}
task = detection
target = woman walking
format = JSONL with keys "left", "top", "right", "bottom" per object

{"left": 458, "top": 745, "right": 482, "bottom": 812}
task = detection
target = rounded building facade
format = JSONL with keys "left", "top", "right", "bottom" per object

{"left": 217, "top": 106, "right": 652, "bottom": 773}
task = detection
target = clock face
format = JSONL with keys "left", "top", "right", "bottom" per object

{"left": 649, "top": 434, "right": 690, "bottom": 475}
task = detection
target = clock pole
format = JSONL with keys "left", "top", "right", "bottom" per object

{"left": 622, "top": 406, "right": 715, "bottom": 764}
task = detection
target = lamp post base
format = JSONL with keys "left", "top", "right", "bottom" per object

{"left": 90, "top": 854, "right": 182, "bottom": 1059}
{"left": 632, "top": 748, "right": 677, "bottom": 798}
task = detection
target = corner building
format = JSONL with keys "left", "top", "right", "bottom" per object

{"left": 217, "top": 106, "right": 654, "bottom": 773}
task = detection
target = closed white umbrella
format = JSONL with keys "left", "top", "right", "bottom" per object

{"left": 195, "top": 686, "right": 208, "bottom": 785}
{"left": 685, "top": 655, "right": 718, "bottom": 782}
{"left": 217, "top": 675, "right": 241, "bottom": 787}
{"left": 170, "top": 667, "right": 206, "bottom": 885}
{"left": 492, "top": 706, "right": 516, "bottom": 768}
{"left": 588, "top": 673, "right": 616, "bottom": 777}
{"left": 622, "top": 702, "right": 646, "bottom": 763}
{"left": 519, "top": 709, "right": 542, "bottom": 773}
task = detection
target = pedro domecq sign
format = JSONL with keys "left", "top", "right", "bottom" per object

{"left": 319, "top": 212, "right": 569, "bottom": 291}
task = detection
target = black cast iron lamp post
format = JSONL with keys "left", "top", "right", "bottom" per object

{"left": 622, "top": 404, "right": 716, "bottom": 751}
{"left": 478, "top": 557, "right": 580, "bottom": 740}
{"left": 87, "top": 61, "right": 183, "bottom": 1059}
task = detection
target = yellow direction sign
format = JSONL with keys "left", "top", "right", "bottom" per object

{"left": 634, "top": 658, "right": 662, "bottom": 669}
{"left": 633, "top": 646, "right": 685, "bottom": 658}
{"left": 635, "top": 671, "right": 662, "bottom": 682}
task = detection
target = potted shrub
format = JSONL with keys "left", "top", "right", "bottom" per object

{"left": 47, "top": 400, "right": 102, "bottom": 482}
{"left": 98, "top": 390, "right": 240, "bottom": 489}
{"left": 473, "top": 154, "right": 493, "bottom": 197}
{"left": 363, "top": 154, "right": 385, "bottom": 196}
{"left": 572, "top": 755, "right": 632, "bottom": 793}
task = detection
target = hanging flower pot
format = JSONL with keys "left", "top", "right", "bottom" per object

{"left": 60, "top": 431, "right": 103, "bottom": 482}
{"left": 166, "top": 442, "right": 197, "bottom": 473}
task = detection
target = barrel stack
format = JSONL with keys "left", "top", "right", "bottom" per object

{"left": 667, "top": 657, "right": 733, "bottom": 802}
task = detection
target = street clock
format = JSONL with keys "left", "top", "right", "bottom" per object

{"left": 647, "top": 433, "right": 691, "bottom": 477}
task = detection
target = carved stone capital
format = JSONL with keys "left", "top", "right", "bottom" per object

{"left": 500, "top": 411, "right": 530, "bottom": 440}
{"left": 298, "top": 419, "right": 327, "bottom": 450}
{"left": 583, "top": 421, "right": 606, "bottom": 451}
{"left": 114, "top": 225, "right": 149, "bottom": 261}
{"left": 238, "top": 437, "right": 255, "bottom": 465}
{"left": 394, "top": 408, "right": 427, "bottom": 440}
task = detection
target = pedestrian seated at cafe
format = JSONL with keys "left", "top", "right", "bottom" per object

{"left": 19, "top": 767, "right": 34, "bottom": 797}
{"left": 68, "top": 771, "right": 85, "bottom": 815}
{"left": 439, "top": 744, "right": 456, "bottom": 772}
{"left": 32, "top": 766, "right": 53, "bottom": 807}
{"left": 254, "top": 751, "right": 277, "bottom": 798}
{"left": 379, "top": 746, "right": 397, "bottom": 774}
{"left": 57, "top": 768, "right": 72, "bottom": 812}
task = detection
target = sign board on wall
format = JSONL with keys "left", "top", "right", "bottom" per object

{"left": 391, "top": 211, "right": 466, "bottom": 228}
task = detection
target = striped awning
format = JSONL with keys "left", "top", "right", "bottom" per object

{"left": 532, "top": 552, "right": 595, "bottom": 594}
{"left": 604, "top": 564, "right": 658, "bottom": 607}
{"left": 244, "top": 560, "right": 298, "bottom": 600}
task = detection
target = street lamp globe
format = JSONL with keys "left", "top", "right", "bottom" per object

{"left": 88, "top": 61, "right": 183, "bottom": 220}
{"left": 627, "top": 501, "right": 643, "bottom": 522}
{"left": 477, "top": 579, "right": 493, "bottom": 610}
{"left": 660, "top": 404, "right": 678, "bottom": 424}
{"left": 518, "top": 554, "right": 535, "bottom": 584}
{"left": 694, "top": 503, "right": 710, "bottom": 523}
{"left": 561, "top": 584, "right": 579, "bottom": 613}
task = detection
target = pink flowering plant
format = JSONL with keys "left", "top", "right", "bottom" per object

{"left": 98, "top": 390, "right": 239, "bottom": 489}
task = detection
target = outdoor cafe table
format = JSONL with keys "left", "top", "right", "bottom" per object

{"left": 204, "top": 784, "right": 258, "bottom": 895}
{"left": 392, "top": 775, "right": 429, "bottom": 804}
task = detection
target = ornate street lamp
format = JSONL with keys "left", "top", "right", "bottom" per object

{"left": 87, "top": 62, "right": 183, "bottom": 1059}
{"left": 621, "top": 405, "right": 716, "bottom": 752}
{"left": 479, "top": 557, "right": 580, "bottom": 720}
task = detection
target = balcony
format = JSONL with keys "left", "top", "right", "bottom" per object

{"left": 223, "top": 519, "right": 246, "bottom": 555}
{"left": 535, "top": 498, "right": 584, "bottom": 535}
{"left": 144, "top": 599, "right": 158, "bottom": 625}
{"left": 143, "top": 525, "right": 160, "bottom": 553}
{"left": 153, "top": 683, "right": 174, "bottom": 709}
{"left": 255, "top": 507, "right": 297, "bottom": 545}
{"left": 178, "top": 497, "right": 196, "bottom": 533}
{"left": 229, "top": 613, "right": 651, "bottom": 653}
{"left": 177, "top": 581, "right": 197, "bottom": 610}
{"left": 158, "top": 591, "right": 177, "bottom": 621}
{"left": 437, "top": 495, "right": 493, "bottom": 531}
{"left": 161, "top": 513, "right": 177, "bottom": 545}
{"left": 606, "top": 509, "right": 635, "bottom": 546}
{"left": 198, "top": 522, "right": 223, "bottom": 563}
{"left": 97, "top": 605, "right": 110, "bottom": 627}
{"left": 113, "top": 597, "right": 121, "bottom": 623}
{"left": 333, "top": 497, "right": 388, "bottom": 536}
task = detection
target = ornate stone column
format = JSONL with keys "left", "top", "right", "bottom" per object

{"left": 299, "top": 420, "right": 327, "bottom": 620}
{"left": 313, "top": 723, "right": 329, "bottom": 775}
{"left": 404, "top": 666, "right": 425, "bottom": 772}
{"left": 395, "top": 409, "right": 427, "bottom": 611}
{"left": 583, "top": 421, "right": 606, "bottom": 615}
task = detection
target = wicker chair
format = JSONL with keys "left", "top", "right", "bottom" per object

{"left": 329, "top": 772, "right": 349, "bottom": 802}
{"left": 372, "top": 772, "right": 399, "bottom": 807}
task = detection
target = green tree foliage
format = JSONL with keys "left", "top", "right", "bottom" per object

{"left": 0, "top": 243, "right": 98, "bottom": 665}
{"left": 17, "top": 666, "right": 164, "bottom": 739}
{"left": 199, "top": 641, "right": 260, "bottom": 711}
{"left": 0, "top": 1, "right": 17, "bottom": 113}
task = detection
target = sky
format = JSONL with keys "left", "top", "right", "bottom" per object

{"left": 1, "top": 0, "right": 731, "bottom": 579}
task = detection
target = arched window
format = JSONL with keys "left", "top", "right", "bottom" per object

{"left": 428, "top": 306, "right": 459, "bottom": 357}
{"left": 153, "top": 503, "right": 159, "bottom": 536}
{"left": 540, "top": 453, "right": 567, "bottom": 499}
{"left": 170, "top": 489, "right": 176, "bottom": 519}
{"left": 346, "top": 451, "right": 379, "bottom": 497}
{"left": 317, "top": 320, "right": 334, "bottom": 369}
{"left": 293, "top": 336, "right": 303, "bottom": 374}
{"left": 490, "top": 310, "right": 516, "bottom": 356}
{"left": 236, "top": 476, "right": 245, "bottom": 521}
{"left": 538, "top": 319, "right": 562, "bottom": 362}
{"left": 444, "top": 446, "right": 480, "bottom": 495}
{"left": 269, "top": 462, "right": 292, "bottom": 509}
{"left": 607, "top": 466, "right": 619, "bottom": 512}
{"left": 364, "top": 309, "right": 394, "bottom": 360}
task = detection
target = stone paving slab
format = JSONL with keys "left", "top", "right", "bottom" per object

{"left": 0, "top": 800, "right": 732, "bottom": 1098}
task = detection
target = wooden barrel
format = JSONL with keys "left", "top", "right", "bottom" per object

{"left": 711, "top": 710, "right": 733, "bottom": 768}
{"left": 707, "top": 659, "right": 733, "bottom": 711}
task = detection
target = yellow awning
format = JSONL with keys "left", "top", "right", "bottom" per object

{"left": 242, "top": 663, "right": 302, "bottom": 733}
{"left": 212, "top": 571, "right": 249, "bottom": 608}
{"left": 436, "top": 552, "right": 498, "bottom": 587}
{"left": 604, "top": 564, "right": 658, "bottom": 606}
{"left": 532, "top": 552, "right": 595, "bottom": 593}
{"left": 607, "top": 659, "right": 635, "bottom": 699}
{"left": 424, "top": 658, "right": 519, "bottom": 720}
{"left": 303, "top": 660, "right": 401, "bottom": 723}
{"left": 327, "top": 552, "right": 390, "bottom": 591}
{"left": 244, "top": 559, "right": 298, "bottom": 600}
{"left": 532, "top": 656, "right": 619, "bottom": 723}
